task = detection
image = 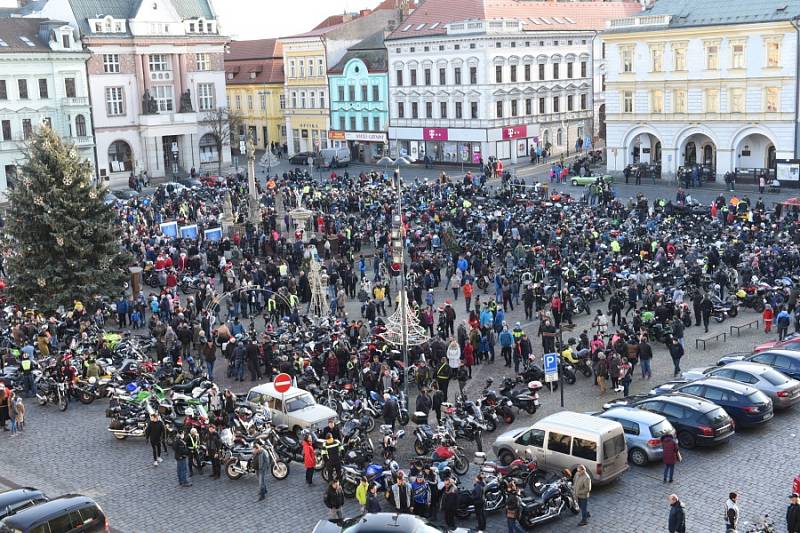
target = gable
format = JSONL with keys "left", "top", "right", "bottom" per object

{"left": 132, "top": 0, "right": 182, "bottom": 25}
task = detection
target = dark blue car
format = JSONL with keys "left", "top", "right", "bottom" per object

{"left": 669, "top": 377, "right": 773, "bottom": 428}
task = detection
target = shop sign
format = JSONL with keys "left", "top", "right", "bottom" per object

{"left": 423, "top": 127, "right": 448, "bottom": 141}
{"left": 328, "top": 130, "right": 346, "bottom": 140}
{"left": 502, "top": 125, "right": 527, "bottom": 140}
{"left": 345, "top": 132, "right": 387, "bottom": 143}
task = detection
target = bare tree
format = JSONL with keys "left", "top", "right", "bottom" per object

{"left": 199, "top": 107, "right": 243, "bottom": 174}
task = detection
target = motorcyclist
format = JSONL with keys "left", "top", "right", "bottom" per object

{"left": 19, "top": 351, "right": 36, "bottom": 398}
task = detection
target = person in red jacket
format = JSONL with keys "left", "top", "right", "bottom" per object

{"left": 324, "top": 352, "right": 339, "bottom": 384}
{"left": 661, "top": 433, "right": 680, "bottom": 483}
{"left": 302, "top": 434, "right": 317, "bottom": 485}
{"left": 763, "top": 304, "right": 774, "bottom": 333}
{"left": 463, "top": 343, "right": 475, "bottom": 377}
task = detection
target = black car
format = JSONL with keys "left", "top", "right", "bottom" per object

{"left": 177, "top": 177, "right": 203, "bottom": 189}
{"left": 289, "top": 151, "right": 316, "bottom": 165}
{"left": 656, "top": 377, "right": 774, "bottom": 428}
{"left": 0, "top": 488, "right": 48, "bottom": 521}
{"left": 605, "top": 393, "right": 734, "bottom": 449}
{"left": 312, "top": 513, "right": 471, "bottom": 533}
{"left": 0, "top": 494, "right": 107, "bottom": 533}
{"left": 719, "top": 350, "right": 800, "bottom": 380}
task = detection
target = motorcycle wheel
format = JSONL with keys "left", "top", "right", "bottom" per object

{"left": 113, "top": 433, "right": 127, "bottom": 440}
{"left": 343, "top": 482, "right": 357, "bottom": 498}
{"left": 414, "top": 440, "right": 427, "bottom": 456}
{"left": 713, "top": 314, "right": 725, "bottom": 324}
{"left": 321, "top": 465, "right": 331, "bottom": 482}
{"left": 485, "top": 417, "right": 497, "bottom": 433}
{"left": 314, "top": 449, "right": 324, "bottom": 471}
{"left": 585, "top": 305, "right": 592, "bottom": 316}
{"left": 37, "top": 395, "right": 47, "bottom": 406}
{"left": 525, "top": 403, "right": 538, "bottom": 415}
{"left": 453, "top": 453, "right": 469, "bottom": 476}
{"left": 271, "top": 461, "right": 289, "bottom": 480}
{"left": 225, "top": 460, "right": 244, "bottom": 480}
{"left": 58, "top": 394, "right": 68, "bottom": 412}
{"left": 564, "top": 372, "right": 577, "bottom": 385}
{"left": 728, "top": 307, "right": 738, "bottom": 318}
{"left": 568, "top": 495, "right": 580, "bottom": 514}
{"left": 364, "top": 416, "right": 376, "bottom": 433}
{"left": 79, "top": 391, "right": 95, "bottom": 405}
{"left": 502, "top": 409, "right": 515, "bottom": 425}
{"left": 399, "top": 411, "right": 409, "bottom": 427}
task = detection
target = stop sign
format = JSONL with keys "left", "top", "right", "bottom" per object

{"left": 274, "top": 372, "right": 292, "bottom": 394}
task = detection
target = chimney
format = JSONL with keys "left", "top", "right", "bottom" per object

{"left": 359, "top": 9, "right": 370, "bottom": 17}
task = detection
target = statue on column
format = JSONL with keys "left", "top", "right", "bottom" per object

{"left": 142, "top": 89, "right": 157, "bottom": 114}
{"left": 179, "top": 89, "right": 194, "bottom": 113}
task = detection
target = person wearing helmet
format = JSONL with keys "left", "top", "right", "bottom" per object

{"left": 187, "top": 427, "right": 202, "bottom": 476}
{"left": 19, "top": 351, "right": 35, "bottom": 398}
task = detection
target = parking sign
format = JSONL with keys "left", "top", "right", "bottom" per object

{"left": 543, "top": 353, "right": 559, "bottom": 383}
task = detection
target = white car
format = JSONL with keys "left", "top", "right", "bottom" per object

{"left": 245, "top": 383, "right": 337, "bottom": 435}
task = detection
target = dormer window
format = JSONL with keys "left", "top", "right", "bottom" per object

{"left": 189, "top": 23, "right": 195, "bottom": 32}
{"left": 94, "top": 22, "right": 102, "bottom": 32}
{"left": 61, "top": 33, "right": 70, "bottom": 48}
{"left": 114, "top": 22, "right": 123, "bottom": 32}
{"left": 104, "top": 17, "right": 112, "bottom": 32}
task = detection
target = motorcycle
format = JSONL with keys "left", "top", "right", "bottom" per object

{"left": 499, "top": 377, "right": 541, "bottom": 415}
{"left": 455, "top": 473, "right": 507, "bottom": 518}
{"left": 36, "top": 378, "right": 69, "bottom": 412}
{"left": 710, "top": 294, "right": 739, "bottom": 323}
{"left": 380, "top": 424, "right": 405, "bottom": 461}
{"left": 518, "top": 476, "right": 580, "bottom": 529}
{"left": 223, "top": 436, "right": 289, "bottom": 481}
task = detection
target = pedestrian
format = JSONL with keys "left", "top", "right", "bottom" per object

{"left": 463, "top": 280, "right": 473, "bottom": 314}
{"left": 639, "top": 336, "right": 653, "bottom": 379}
{"left": 356, "top": 477, "right": 370, "bottom": 514}
{"left": 321, "top": 433, "right": 342, "bottom": 481}
{"left": 173, "top": 431, "right": 191, "bottom": 487}
{"left": 254, "top": 442, "right": 270, "bottom": 501}
{"left": 668, "top": 337, "right": 684, "bottom": 377}
{"left": 144, "top": 413, "right": 166, "bottom": 466}
{"left": 187, "top": 427, "right": 202, "bottom": 476}
{"left": 661, "top": 433, "right": 680, "bottom": 483}
{"left": 787, "top": 493, "right": 800, "bottom": 533}
{"left": 574, "top": 464, "right": 592, "bottom": 526}
{"left": 668, "top": 494, "right": 686, "bottom": 533}
{"left": 442, "top": 477, "right": 459, "bottom": 529}
{"left": 12, "top": 395, "right": 23, "bottom": 433}
{"left": 391, "top": 472, "right": 413, "bottom": 513}
{"left": 763, "top": 304, "right": 774, "bottom": 333}
{"left": 777, "top": 306, "right": 792, "bottom": 341}
{"left": 206, "top": 424, "right": 222, "bottom": 479}
{"left": 7, "top": 391, "right": 18, "bottom": 436}
{"left": 324, "top": 479, "right": 345, "bottom": 522}
{"left": 725, "top": 492, "right": 739, "bottom": 533}
{"left": 431, "top": 382, "right": 444, "bottom": 424}
{"left": 202, "top": 337, "right": 217, "bottom": 380}
{"left": 411, "top": 473, "right": 430, "bottom": 517}
{"left": 457, "top": 361, "right": 469, "bottom": 395}
{"left": 596, "top": 353, "right": 608, "bottom": 396}
{"left": 472, "top": 473, "right": 487, "bottom": 531}
{"left": 415, "top": 388, "right": 432, "bottom": 424}
{"left": 366, "top": 483, "right": 382, "bottom": 513}
{"left": 303, "top": 434, "right": 317, "bottom": 485}
{"left": 0, "top": 383, "right": 9, "bottom": 430}
{"left": 382, "top": 392, "right": 399, "bottom": 429}
{"left": 504, "top": 481, "right": 526, "bottom": 533}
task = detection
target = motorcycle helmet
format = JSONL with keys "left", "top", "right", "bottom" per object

{"left": 185, "top": 407, "right": 195, "bottom": 417}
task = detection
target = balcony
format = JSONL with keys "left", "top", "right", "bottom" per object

{"left": 607, "top": 15, "right": 671, "bottom": 30}
{"left": 70, "top": 136, "right": 94, "bottom": 147}
{"left": 62, "top": 97, "right": 89, "bottom": 107}
{"left": 149, "top": 70, "right": 173, "bottom": 82}
{"left": 139, "top": 111, "right": 198, "bottom": 127}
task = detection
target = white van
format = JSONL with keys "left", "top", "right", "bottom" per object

{"left": 320, "top": 147, "right": 351, "bottom": 168}
{"left": 491, "top": 411, "right": 629, "bottom": 484}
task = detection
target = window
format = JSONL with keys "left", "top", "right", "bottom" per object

{"left": 729, "top": 88, "right": 744, "bottom": 113}
{"left": 398, "top": 102, "right": 405, "bottom": 118}
{"left": 567, "top": 95, "right": 573, "bottom": 111}
{"left": 673, "top": 89, "right": 687, "bottom": 113}
{"left": 298, "top": 60, "right": 304, "bottom": 77}
{"left": 373, "top": 116, "right": 380, "bottom": 131}
{"left": 65, "top": 78, "right": 76, "bottom": 98}
{"left": 553, "top": 96, "right": 560, "bottom": 113}
{"left": 440, "top": 101, "right": 447, "bottom": 118}
{"left": 525, "top": 98, "right": 532, "bottom": 115}
{"left": 197, "top": 83, "right": 215, "bottom": 111}
{"left": 411, "top": 102, "right": 418, "bottom": 118}
{"left": 425, "top": 101, "right": 432, "bottom": 118}
{"left": 510, "top": 65, "right": 517, "bottom": 82}
{"left": 199, "top": 134, "right": 219, "bottom": 163}
{"left": 317, "top": 59, "right": 323, "bottom": 76}
{"left": 337, "top": 86, "right": 344, "bottom": 102}
{"left": 454, "top": 67, "right": 461, "bottom": 85}
{"left": 289, "top": 61, "right": 295, "bottom": 78}
{"left": 580, "top": 93, "right": 587, "bottom": 110}
{"left": 18, "top": 79, "right": 28, "bottom": 99}
{"left": 22, "top": 118, "right": 32, "bottom": 139}
{"left": 372, "top": 85, "right": 379, "bottom": 102}
{"left": 38, "top": 79, "right": 48, "bottom": 99}
{"left": 622, "top": 90, "right": 633, "bottom": 113}
{"left": 338, "top": 116, "right": 345, "bottom": 130}
{"left": 235, "top": 94, "right": 241, "bottom": 110}
{"left": 705, "top": 88, "right": 720, "bottom": 112}
{"left": 346, "top": 85, "right": 354, "bottom": 102}
{"left": 361, "top": 85, "right": 368, "bottom": 101}
{"left": 470, "top": 101, "right": 478, "bottom": 119}
{"left": 103, "top": 54, "right": 120, "bottom": 73}
{"left": 766, "top": 87, "right": 779, "bottom": 112}
{"left": 455, "top": 44, "right": 460, "bottom": 50}
{"left": 651, "top": 89, "right": 663, "bottom": 113}
{"left": 580, "top": 61, "right": 587, "bottom": 77}
{"left": 538, "top": 63, "right": 545, "bottom": 80}
{"left": 62, "top": 34, "right": 70, "bottom": 48}
{"left": 567, "top": 62, "right": 573, "bottom": 78}
{"left": 496, "top": 41, "right": 502, "bottom": 48}
{"left": 673, "top": 44, "right": 686, "bottom": 71}
{"left": 546, "top": 432, "right": 571, "bottom": 455}
{"left": 290, "top": 92, "right": 296, "bottom": 108}
{"left": 621, "top": 47, "right": 633, "bottom": 73}
{"left": 196, "top": 53, "right": 209, "bottom": 71}
{"left": 424, "top": 68, "right": 431, "bottom": 86}
{"left": 495, "top": 65, "right": 502, "bottom": 83}
{"left": 349, "top": 117, "right": 356, "bottom": 130}
{"left": 766, "top": 39, "right": 781, "bottom": 67}
{"left": 524, "top": 64, "right": 531, "bottom": 81}
{"left": 469, "top": 66, "right": 477, "bottom": 84}
{"left": 552, "top": 63, "right": 559, "bottom": 79}
{"left": 706, "top": 44, "right": 719, "bottom": 70}
{"left": 516, "top": 428, "right": 545, "bottom": 447}
{"left": 455, "top": 101, "right": 462, "bottom": 119}
{"left": 149, "top": 54, "right": 169, "bottom": 72}
{"left": 496, "top": 100, "right": 503, "bottom": 118}
{"left": 248, "top": 94, "right": 255, "bottom": 110}
{"left": 75, "top": 114, "right": 87, "bottom": 136}
{"left": 603, "top": 434, "right": 626, "bottom": 459}
{"left": 731, "top": 43, "right": 745, "bottom": 69}
{"left": 260, "top": 93, "right": 266, "bottom": 110}
{"left": 105, "top": 87, "right": 124, "bottom": 116}
{"left": 1, "top": 120, "right": 10, "bottom": 140}
{"left": 539, "top": 97, "right": 545, "bottom": 114}
{"left": 279, "top": 94, "right": 285, "bottom": 109}
{"left": 300, "top": 91, "right": 305, "bottom": 108}
{"left": 306, "top": 59, "right": 313, "bottom": 77}
{"left": 511, "top": 100, "right": 518, "bottom": 116}
{"left": 362, "top": 117, "right": 368, "bottom": 131}
{"left": 396, "top": 69, "right": 403, "bottom": 86}
{"left": 572, "top": 437, "right": 598, "bottom": 461}
{"left": 410, "top": 69, "right": 417, "bottom": 85}
{"left": 439, "top": 67, "right": 446, "bottom": 85}
{"left": 153, "top": 85, "right": 174, "bottom": 112}
{"left": 0, "top": 80, "right": 5, "bottom": 99}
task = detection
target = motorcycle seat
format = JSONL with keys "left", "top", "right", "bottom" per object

{"left": 171, "top": 378, "right": 201, "bottom": 392}
{"left": 275, "top": 424, "right": 290, "bottom": 432}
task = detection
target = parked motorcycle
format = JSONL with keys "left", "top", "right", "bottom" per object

{"left": 222, "top": 435, "right": 289, "bottom": 481}
{"left": 517, "top": 476, "right": 580, "bottom": 529}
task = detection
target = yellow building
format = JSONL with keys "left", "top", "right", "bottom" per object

{"left": 225, "top": 39, "right": 286, "bottom": 153}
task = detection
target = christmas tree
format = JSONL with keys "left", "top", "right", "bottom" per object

{"left": 5, "top": 126, "right": 131, "bottom": 310}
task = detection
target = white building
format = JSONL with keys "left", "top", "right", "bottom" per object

{"left": 20, "top": 0, "right": 230, "bottom": 185}
{"left": 0, "top": 17, "right": 93, "bottom": 191}
{"left": 603, "top": 0, "right": 800, "bottom": 183}
{"left": 385, "top": 0, "right": 642, "bottom": 165}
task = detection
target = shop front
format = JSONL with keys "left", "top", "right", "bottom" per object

{"left": 490, "top": 124, "right": 540, "bottom": 164}
{"left": 389, "top": 127, "right": 486, "bottom": 166}
{"left": 328, "top": 131, "right": 387, "bottom": 163}
{"left": 291, "top": 118, "right": 331, "bottom": 154}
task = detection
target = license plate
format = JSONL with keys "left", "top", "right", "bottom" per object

{"left": 761, "top": 412, "right": 773, "bottom": 421}
{"left": 716, "top": 424, "right": 732, "bottom": 434}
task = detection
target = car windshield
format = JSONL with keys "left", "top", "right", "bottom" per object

{"left": 649, "top": 420, "right": 674, "bottom": 438}
{"left": 761, "top": 369, "right": 789, "bottom": 386}
{"left": 706, "top": 407, "right": 729, "bottom": 424}
{"left": 285, "top": 394, "right": 315, "bottom": 412}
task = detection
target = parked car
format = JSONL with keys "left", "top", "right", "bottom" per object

{"left": 0, "top": 494, "right": 108, "bottom": 533}
{"left": 653, "top": 377, "right": 773, "bottom": 428}
{"left": 683, "top": 362, "right": 800, "bottom": 410}
{"left": 177, "top": 177, "right": 203, "bottom": 189}
{"left": 288, "top": 151, "right": 316, "bottom": 166}
{"left": 593, "top": 407, "right": 676, "bottom": 467}
{"left": 161, "top": 182, "right": 187, "bottom": 195}
{"left": 102, "top": 193, "right": 118, "bottom": 206}
{"left": 319, "top": 147, "right": 351, "bottom": 168}
{"left": 753, "top": 334, "right": 800, "bottom": 353}
{"left": 111, "top": 189, "right": 139, "bottom": 201}
{"left": 312, "top": 512, "right": 471, "bottom": 533}
{"left": 245, "top": 383, "right": 337, "bottom": 436}
{"left": 200, "top": 175, "right": 226, "bottom": 187}
{"left": 605, "top": 393, "right": 734, "bottom": 449}
{"left": 719, "top": 350, "right": 800, "bottom": 380}
{"left": 0, "top": 488, "right": 48, "bottom": 521}
{"left": 570, "top": 175, "right": 614, "bottom": 187}
{"left": 491, "top": 411, "right": 628, "bottom": 484}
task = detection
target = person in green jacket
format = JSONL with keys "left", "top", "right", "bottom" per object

{"left": 355, "top": 477, "right": 370, "bottom": 514}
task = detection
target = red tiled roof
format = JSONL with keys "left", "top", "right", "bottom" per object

{"left": 226, "top": 38, "right": 282, "bottom": 61}
{"left": 386, "top": 0, "right": 643, "bottom": 40}
{"left": 225, "top": 58, "right": 284, "bottom": 84}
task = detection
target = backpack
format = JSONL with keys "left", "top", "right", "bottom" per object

{"left": 779, "top": 314, "right": 790, "bottom": 328}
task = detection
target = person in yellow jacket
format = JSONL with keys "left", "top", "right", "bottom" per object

{"left": 355, "top": 477, "right": 370, "bottom": 514}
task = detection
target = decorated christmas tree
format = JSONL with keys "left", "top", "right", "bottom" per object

{"left": 5, "top": 126, "right": 131, "bottom": 310}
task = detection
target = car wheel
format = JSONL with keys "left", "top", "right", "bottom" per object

{"left": 499, "top": 449, "right": 515, "bottom": 466}
{"left": 629, "top": 447, "right": 649, "bottom": 467}
{"left": 571, "top": 179, "right": 578, "bottom": 186}
{"left": 677, "top": 430, "right": 696, "bottom": 449}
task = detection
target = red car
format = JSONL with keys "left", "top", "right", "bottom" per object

{"left": 200, "top": 174, "right": 226, "bottom": 187}
{"left": 754, "top": 334, "right": 800, "bottom": 353}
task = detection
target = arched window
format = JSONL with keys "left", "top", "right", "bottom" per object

{"left": 557, "top": 128, "right": 564, "bottom": 146}
{"left": 75, "top": 114, "right": 87, "bottom": 137}
{"left": 199, "top": 133, "right": 219, "bottom": 163}
{"left": 108, "top": 140, "right": 132, "bottom": 172}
